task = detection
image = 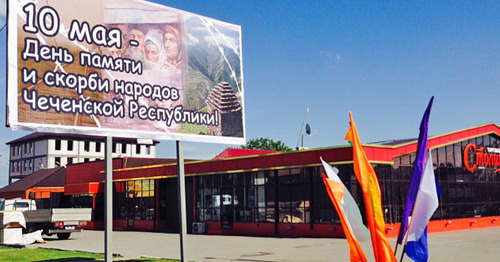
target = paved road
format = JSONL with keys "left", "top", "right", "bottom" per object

{"left": 28, "top": 227, "right": 500, "bottom": 261}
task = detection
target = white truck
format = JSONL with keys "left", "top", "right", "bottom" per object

{"left": 0, "top": 198, "right": 92, "bottom": 240}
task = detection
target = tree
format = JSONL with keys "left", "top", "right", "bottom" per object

{"left": 241, "top": 137, "right": 293, "bottom": 152}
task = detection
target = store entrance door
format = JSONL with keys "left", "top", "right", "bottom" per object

{"left": 159, "top": 179, "right": 179, "bottom": 232}
{"left": 220, "top": 188, "right": 234, "bottom": 230}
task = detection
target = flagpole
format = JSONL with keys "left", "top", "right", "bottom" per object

{"left": 399, "top": 174, "right": 422, "bottom": 262}
{"left": 399, "top": 245, "right": 406, "bottom": 262}
{"left": 394, "top": 241, "right": 399, "bottom": 256}
{"left": 395, "top": 205, "right": 414, "bottom": 257}
{"left": 399, "top": 218, "right": 413, "bottom": 262}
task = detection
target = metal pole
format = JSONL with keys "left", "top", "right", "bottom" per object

{"left": 176, "top": 140, "right": 187, "bottom": 262}
{"left": 295, "top": 108, "right": 310, "bottom": 150}
{"left": 394, "top": 242, "right": 399, "bottom": 257}
{"left": 105, "top": 136, "right": 113, "bottom": 261}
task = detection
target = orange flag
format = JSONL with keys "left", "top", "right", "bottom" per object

{"left": 345, "top": 112, "right": 397, "bottom": 262}
{"left": 322, "top": 174, "right": 367, "bottom": 262}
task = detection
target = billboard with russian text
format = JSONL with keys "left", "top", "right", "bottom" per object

{"left": 7, "top": 0, "right": 245, "bottom": 144}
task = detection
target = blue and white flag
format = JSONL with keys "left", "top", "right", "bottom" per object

{"left": 405, "top": 149, "right": 439, "bottom": 262}
{"left": 398, "top": 97, "right": 434, "bottom": 244}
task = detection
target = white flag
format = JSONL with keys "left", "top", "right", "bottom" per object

{"left": 407, "top": 149, "right": 439, "bottom": 242}
{"left": 321, "top": 157, "right": 370, "bottom": 242}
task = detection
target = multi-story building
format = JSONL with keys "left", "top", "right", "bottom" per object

{"left": 6, "top": 133, "right": 158, "bottom": 184}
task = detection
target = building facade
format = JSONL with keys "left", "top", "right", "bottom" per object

{"left": 7, "top": 133, "right": 158, "bottom": 184}
{"left": 61, "top": 123, "right": 500, "bottom": 237}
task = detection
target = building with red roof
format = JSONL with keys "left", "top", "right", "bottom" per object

{"left": 3, "top": 123, "right": 500, "bottom": 237}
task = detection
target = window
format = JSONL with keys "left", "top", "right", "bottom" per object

{"left": 67, "top": 140, "right": 74, "bottom": 151}
{"left": 96, "top": 142, "right": 101, "bottom": 153}
{"left": 112, "top": 143, "right": 117, "bottom": 153}
{"left": 55, "top": 140, "right": 61, "bottom": 151}
{"left": 67, "top": 157, "right": 73, "bottom": 165}
{"left": 84, "top": 158, "right": 90, "bottom": 163}
{"left": 196, "top": 172, "right": 279, "bottom": 224}
{"left": 84, "top": 141, "right": 90, "bottom": 152}
{"left": 146, "top": 145, "right": 151, "bottom": 155}
{"left": 121, "top": 143, "right": 127, "bottom": 154}
{"left": 119, "top": 180, "right": 156, "bottom": 220}
{"left": 55, "top": 157, "right": 61, "bottom": 167}
{"left": 14, "top": 202, "right": 30, "bottom": 209}
{"left": 278, "top": 168, "right": 310, "bottom": 223}
{"left": 136, "top": 144, "right": 141, "bottom": 154}
{"left": 22, "top": 143, "right": 33, "bottom": 154}
{"left": 71, "top": 194, "right": 94, "bottom": 209}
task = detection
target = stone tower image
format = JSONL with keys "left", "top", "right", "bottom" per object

{"left": 206, "top": 82, "right": 243, "bottom": 137}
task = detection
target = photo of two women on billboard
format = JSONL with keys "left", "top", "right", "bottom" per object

{"left": 100, "top": 22, "right": 186, "bottom": 133}
{"left": 102, "top": 23, "right": 183, "bottom": 71}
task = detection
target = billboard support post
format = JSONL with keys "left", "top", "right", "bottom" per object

{"left": 105, "top": 136, "right": 113, "bottom": 262}
{"left": 176, "top": 140, "right": 187, "bottom": 262}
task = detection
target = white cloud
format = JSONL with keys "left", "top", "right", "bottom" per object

{"left": 204, "top": 33, "right": 240, "bottom": 55}
{"left": 186, "top": 33, "right": 200, "bottom": 46}
{"left": 191, "top": 25, "right": 207, "bottom": 32}
{"left": 319, "top": 50, "right": 341, "bottom": 62}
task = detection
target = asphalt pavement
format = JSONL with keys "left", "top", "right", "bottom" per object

{"left": 28, "top": 227, "right": 500, "bottom": 261}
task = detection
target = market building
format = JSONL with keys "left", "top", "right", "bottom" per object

{"left": 4, "top": 123, "right": 500, "bottom": 237}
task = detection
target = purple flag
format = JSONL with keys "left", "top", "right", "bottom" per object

{"left": 397, "top": 97, "right": 434, "bottom": 245}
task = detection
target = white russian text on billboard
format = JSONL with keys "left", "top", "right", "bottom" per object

{"left": 7, "top": 0, "right": 245, "bottom": 144}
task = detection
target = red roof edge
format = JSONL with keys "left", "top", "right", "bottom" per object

{"left": 213, "top": 148, "right": 279, "bottom": 159}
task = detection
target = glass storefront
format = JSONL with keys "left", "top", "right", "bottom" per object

{"left": 88, "top": 133, "right": 500, "bottom": 231}
{"left": 194, "top": 166, "right": 346, "bottom": 225}
{"left": 383, "top": 134, "right": 500, "bottom": 223}
{"left": 193, "top": 134, "right": 500, "bottom": 226}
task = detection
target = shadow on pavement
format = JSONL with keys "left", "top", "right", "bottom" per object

{"left": 35, "top": 259, "right": 164, "bottom": 262}
{"left": 34, "top": 258, "right": 95, "bottom": 261}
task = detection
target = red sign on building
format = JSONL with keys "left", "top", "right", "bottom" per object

{"left": 463, "top": 144, "right": 500, "bottom": 173}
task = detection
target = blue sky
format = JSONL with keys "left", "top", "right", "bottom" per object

{"left": 0, "top": 0, "right": 499, "bottom": 186}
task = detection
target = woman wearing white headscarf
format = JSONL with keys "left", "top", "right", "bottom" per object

{"left": 143, "top": 29, "right": 166, "bottom": 70}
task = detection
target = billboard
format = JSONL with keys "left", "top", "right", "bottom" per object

{"left": 7, "top": 0, "right": 245, "bottom": 144}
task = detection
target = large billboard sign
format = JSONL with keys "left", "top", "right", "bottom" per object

{"left": 7, "top": 0, "right": 245, "bottom": 144}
